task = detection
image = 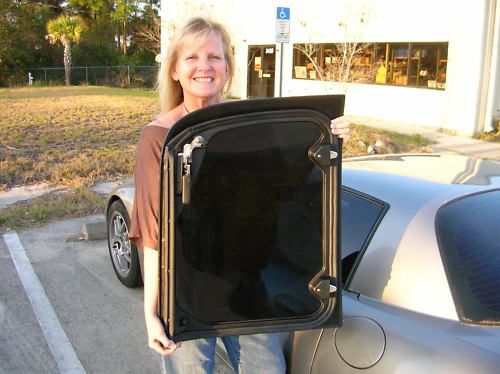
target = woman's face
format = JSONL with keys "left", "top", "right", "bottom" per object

{"left": 172, "top": 32, "right": 228, "bottom": 104}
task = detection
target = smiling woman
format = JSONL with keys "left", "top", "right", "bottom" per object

{"left": 171, "top": 32, "right": 229, "bottom": 111}
{"left": 128, "top": 19, "right": 286, "bottom": 374}
{"left": 156, "top": 18, "right": 234, "bottom": 115}
{"left": 127, "top": 17, "right": 350, "bottom": 374}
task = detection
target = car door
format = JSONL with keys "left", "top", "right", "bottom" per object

{"left": 158, "top": 95, "right": 344, "bottom": 342}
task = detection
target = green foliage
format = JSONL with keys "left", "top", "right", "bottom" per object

{"left": 46, "top": 15, "right": 86, "bottom": 47}
{"left": 0, "top": 0, "right": 59, "bottom": 72}
{"left": 0, "top": 188, "right": 106, "bottom": 233}
{"left": 0, "top": 1, "right": 161, "bottom": 86}
{"left": 68, "top": 0, "right": 112, "bottom": 14}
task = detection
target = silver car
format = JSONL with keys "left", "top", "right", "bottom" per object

{"left": 107, "top": 151, "right": 500, "bottom": 373}
{"left": 107, "top": 152, "right": 500, "bottom": 373}
{"left": 290, "top": 153, "right": 500, "bottom": 373}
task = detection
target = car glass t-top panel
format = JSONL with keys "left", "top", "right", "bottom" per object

{"left": 176, "top": 121, "right": 324, "bottom": 324}
{"left": 436, "top": 189, "right": 500, "bottom": 326}
{"left": 160, "top": 96, "right": 344, "bottom": 342}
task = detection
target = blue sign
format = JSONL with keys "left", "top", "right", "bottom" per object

{"left": 277, "top": 7, "right": 290, "bottom": 20}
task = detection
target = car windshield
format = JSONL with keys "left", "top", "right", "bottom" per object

{"left": 436, "top": 189, "right": 500, "bottom": 326}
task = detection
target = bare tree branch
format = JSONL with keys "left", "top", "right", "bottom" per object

{"left": 293, "top": 43, "right": 324, "bottom": 81}
{"left": 295, "top": 1, "right": 376, "bottom": 85}
{"left": 134, "top": 13, "right": 161, "bottom": 54}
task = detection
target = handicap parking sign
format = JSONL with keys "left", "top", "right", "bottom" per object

{"left": 277, "top": 7, "right": 290, "bottom": 20}
{"left": 276, "top": 7, "right": 290, "bottom": 43}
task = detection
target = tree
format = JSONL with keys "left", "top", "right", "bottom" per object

{"left": 293, "top": 43, "right": 324, "bottom": 81}
{"left": 133, "top": 3, "right": 160, "bottom": 55}
{"left": 46, "top": 15, "right": 86, "bottom": 85}
{"left": 0, "top": 0, "right": 160, "bottom": 86}
{"left": 0, "top": 1, "right": 61, "bottom": 79}
{"left": 294, "top": 1, "right": 375, "bottom": 87}
{"left": 112, "top": 0, "right": 139, "bottom": 55}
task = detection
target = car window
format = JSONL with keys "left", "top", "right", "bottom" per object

{"left": 340, "top": 189, "right": 386, "bottom": 285}
{"left": 436, "top": 189, "right": 500, "bottom": 326}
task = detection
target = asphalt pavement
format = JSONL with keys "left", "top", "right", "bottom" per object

{"left": 0, "top": 215, "right": 159, "bottom": 374}
{"left": 0, "top": 237, "right": 59, "bottom": 373}
{"left": 1, "top": 215, "right": 232, "bottom": 374}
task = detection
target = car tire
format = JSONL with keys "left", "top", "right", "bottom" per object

{"left": 107, "top": 200, "right": 143, "bottom": 288}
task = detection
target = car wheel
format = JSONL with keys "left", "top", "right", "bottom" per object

{"left": 107, "top": 200, "right": 143, "bottom": 287}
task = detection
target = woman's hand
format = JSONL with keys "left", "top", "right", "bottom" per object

{"left": 143, "top": 247, "right": 180, "bottom": 356}
{"left": 145, "top": 313, "right": 180, "bottom": 356}
{"left": 330, "top": 116, "right": 351, "bottom": 140}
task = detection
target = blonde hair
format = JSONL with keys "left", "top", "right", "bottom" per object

{"left": 157, "top": 18, "right": 235, "bottom": 114}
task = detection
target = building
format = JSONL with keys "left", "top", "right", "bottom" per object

{"left": 160, "top": 0, "right": 499, "bottom": 136}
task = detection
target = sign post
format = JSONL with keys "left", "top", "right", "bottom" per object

{"left": 276, "top": 7, "right": 290, "bottom": 97}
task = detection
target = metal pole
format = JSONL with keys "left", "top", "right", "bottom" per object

{"left": 279, "top": 43, "right": 284, "bottom": 97}
{"left": 86, "top": 67, "right": 88, "bottom": 85}
{"left": 44, "top": 68, "right": 47, "bottom": 83}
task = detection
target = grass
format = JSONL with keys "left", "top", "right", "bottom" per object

{"left": 474, "top": 122, "right": 500, "bottom": 143}
{"left": 0, "top": 85, "right": 157, "bottom": 100}
{"left": 0, "top": 189, "right": 105, "bottom": 234}
{"left": 0, "top": 85, "right": 433, "bottom": 231}
{"left": 0, "top": 86, "right": 432, "bottom": 190}
{"left": 343, "top": 124, "right": 432, "bottom": 156}
{"left": 477, "top": 132, "right": 500, "bottom": 143}
{"left": 0, "top": 86, "right": 159, "bottom": 190}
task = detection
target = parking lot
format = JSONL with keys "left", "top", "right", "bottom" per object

{"left": 0, "top": 215, "right": 159, "bottom": 373}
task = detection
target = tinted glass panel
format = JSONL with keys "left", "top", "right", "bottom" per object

{"left": 340, "top": 191, "right": 384, "bottom": 284}
{"left": 437, "top": 190, "right": 500, "bottom": 325}
{"left": 176, "top": 122, "right": 324, "bottom": 323}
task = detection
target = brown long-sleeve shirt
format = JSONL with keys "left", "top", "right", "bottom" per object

{"left": 129, "top": 124, "right": 169, "bottom": 251}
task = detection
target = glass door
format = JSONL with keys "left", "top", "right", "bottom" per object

{"left": 247, "top": 45, "right": 276, "bottom": 98}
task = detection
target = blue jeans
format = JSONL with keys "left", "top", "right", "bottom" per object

{"left": 160, "top": 333, "right": 286, "bottom": 373}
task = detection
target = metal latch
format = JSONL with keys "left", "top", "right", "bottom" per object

{"left": 311, "top": 278, "right": 338, "bottom": 300}
{"left": 312, "top": 144, "right": 338, "bottom": 166}
{"left": 179, "top": 136, "right": 204, "bottom": 204}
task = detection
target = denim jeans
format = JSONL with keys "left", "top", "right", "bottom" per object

{"left": 160, "top": 333, "right": 286, "bottom": 374}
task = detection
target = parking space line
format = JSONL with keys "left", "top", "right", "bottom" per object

{"left": 3, "top": 232, "right": 86, "bottom": 374}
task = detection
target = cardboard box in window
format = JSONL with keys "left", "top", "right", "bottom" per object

{"left": 309, "top": 70, "right": 317, "bottom": 79}
{"left": 354, "top": 57, "right": 370, "bottom": 66}
{"left": 294, "top": 66, "right": 307, "bottom": 79}
{"left": 395, "top": 75, "right": 407, "bottom": 85}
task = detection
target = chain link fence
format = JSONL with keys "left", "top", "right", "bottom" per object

{"left": 0, "top": 65, "right": 159, "bottom": 88}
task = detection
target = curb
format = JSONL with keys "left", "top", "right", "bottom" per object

{"left": 82, "top": 221, "right": 107, "bottom": 241}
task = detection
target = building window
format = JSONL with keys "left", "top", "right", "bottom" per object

{"left": 389, "top": 43, "right": 410, "bottom": 86}
{"left": 292, "top": 42, "right": 448, "bottom": 90}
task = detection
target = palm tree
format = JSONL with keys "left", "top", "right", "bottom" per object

{"left": 46, "top": 15, "right": 85, "bottom": 86}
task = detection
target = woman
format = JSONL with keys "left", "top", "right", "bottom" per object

{"left": 130, "top": 17, "right": 350, "bottom": 373}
